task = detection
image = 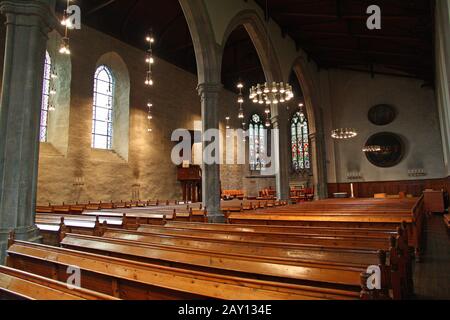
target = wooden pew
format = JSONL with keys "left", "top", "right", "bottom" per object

{"left": 0, "top": 265, "right": 117, "bottom": 300}
{"left": 102, "top": 227, "right": 383, "bottom": 267}
{"left": 163, "top": 221, "right": 397, "bottom": 239}
{"left": 59, "top": 233, "right": 394, "bottom": 299}
{"left": 227, "top": 196, "right": 425, "bottom": 262}
{"left": 36, "top": 213, "right": 125, "bottom": 228}
{"left": 138, "top": 224, "right": 391, "bottom": 250}
{"left": 82, "top": 211, "right": 173, "bottom": 226}
{"left": 7, "top": 240, "right": 359, "bottom": 300}
{"left": 157, "top": 220, "right": 414, "bottom": 298}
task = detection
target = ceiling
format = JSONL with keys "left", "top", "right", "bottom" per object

{"left": 59, "top": 0, "right": 435, "bottom": 91}
{"left": 254, "top": 0, "right": 435, "bottom": 84}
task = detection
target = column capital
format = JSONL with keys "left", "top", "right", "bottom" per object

{"left": 309, "top": 131, "right": 324, "bottom": 142}
{"left": 271, "top": 111, "right": 288, "bottom": 129}
{"left": 197, "top": 82, "right": 222, "bottom": 96}
{"left": 0, "top": 0, "right": 58, "bottom": 32}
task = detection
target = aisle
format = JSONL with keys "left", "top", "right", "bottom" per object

{"left": 414, "top": 214, "right": 450, "bottom": 299}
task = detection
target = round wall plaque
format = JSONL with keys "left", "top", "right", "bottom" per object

{"left": 368, "top": 104, "right": 397, "bottom": 126}
{"left": 365, "top": 132, "right": 405, "bottom": 168}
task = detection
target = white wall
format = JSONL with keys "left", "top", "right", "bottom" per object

{"left": 325, "top": 69, "right": 446, "bottom": 183}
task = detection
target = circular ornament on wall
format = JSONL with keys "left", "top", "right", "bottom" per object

{"left": 368, "top": 104, "right": 397, "bottom": 126}
{"left": 364, "top": 132, "right": 405, "bottom": 168}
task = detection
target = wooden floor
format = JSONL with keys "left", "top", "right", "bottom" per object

{"left": 414, "top": 214, "right": 450, "bottom": 300}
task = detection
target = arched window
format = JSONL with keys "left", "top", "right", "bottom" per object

{"left": 92, "top": 65, "right": 114, "bottom": 150}
{"left": 40, "top": 51, "right": 52, "bottom": 142}
{"left": 249, "top": 114, "right": 266, "bottom": 171}
{"left": 291, "top": 111, "right": 310, "bottom": 171}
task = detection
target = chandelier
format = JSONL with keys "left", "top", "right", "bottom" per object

{"left": 363, "top": 145, "right": 381, "bottom": 153}
{"left": 249, "top": 82, "right": 294, "bottom": 105}
{"left": 249, "top": 0, "right": 294, "bottom": 113}
{"left": 331, "top": 128, "right": 357, "bottom": 140}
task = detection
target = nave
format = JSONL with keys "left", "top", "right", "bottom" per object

{"left": 0, "top": 0, "right": 450, "bottom": 303}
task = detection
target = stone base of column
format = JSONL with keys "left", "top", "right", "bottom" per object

{"left": 207, "top": 213, "right": 226, "bottom": 224}
{"left": 0, "top": 225, "right": 42, "bottom": 265}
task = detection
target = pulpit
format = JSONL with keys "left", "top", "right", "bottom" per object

{"left": 177, "top": 165, "right": 202, "bottom": 203}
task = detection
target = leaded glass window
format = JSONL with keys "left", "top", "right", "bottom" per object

{"left": 291, "top": 111, "right": 310, "bottom": 171}
{"left": 92, "top": 65, "right": 114, "bottom": 150}
{"left": 249, "top": 114, "right": 266, "bottom": 171}
{"left": 40, "top": 51, "right": 52, "bottom": 142}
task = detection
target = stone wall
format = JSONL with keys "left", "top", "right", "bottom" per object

{"left": 0, "top": 23, "right": 260, "bottom": 204}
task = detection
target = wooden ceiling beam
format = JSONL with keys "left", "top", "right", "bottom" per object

{"left": 86, "top": 0, "right": 117, "bottom": 16}
{"left": 303, "top": 45, "right": 429, "bottom": 59}
{"left": 274, "top": 12, "right": 426, "bottom": 21}
{"left": 290, "top": 30, "right": 427, "bottom": 42}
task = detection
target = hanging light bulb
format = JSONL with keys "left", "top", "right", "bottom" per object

{"left": 145, "top": 30, "right": 156, "bottom": 134}
{"left": 225, "top": 116, "right": 231, "bottom": 129}
{"left": 59, "top": 37, "right": 70, "bottom": 55}
{"left": 238, "top": 107, "right": 244, "bottom": 119}
{"left": 51, "top": 66, "right": 58, "bottom": 80}
{"left": 236, "top": 82, "right": 245, "bottom": 120}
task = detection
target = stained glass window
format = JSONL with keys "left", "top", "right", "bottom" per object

{"left": 92, "top": 65, "right": 114, "bottom": 150}
{"left": 249, "top": 114, "right": 266, "bottom": 171}
{"left": 40, "top": 51, "right": 52, "bottom": 142}
{"left": 291, "top": 111, "right": 310, "bottom": 171}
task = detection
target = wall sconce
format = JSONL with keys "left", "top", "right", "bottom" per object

{"left": 347, "top": 172, "right": 362, "bottom": 180}
{"left": 73, "top": 177, "right": 85, "bottom": 187}
{"left": 408, "top": 169, "right": 427, "bottom": 177}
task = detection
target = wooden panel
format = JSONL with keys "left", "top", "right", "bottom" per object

{"left": 328, "top": 177, "right": 450, "bottom": 198}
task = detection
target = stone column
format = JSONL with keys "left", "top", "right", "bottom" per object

{"left": 271, "top": 113, "right": 290, "bottom": 201}
{"left": 0, "top": 0, "right": 56, "bottom": 264}
{"left": 310, "top": 131, "right": 329, "bottom": 199}
{"left": 198, "top": 83, "right": 224, "bottom": 223}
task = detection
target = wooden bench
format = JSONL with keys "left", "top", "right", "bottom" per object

{"left": 138, "top": 224, "right": 391, "bottom": 250}
{"left": 82, "top": 211, "right": 173, "bottom": 226}
{"left": 59, "top": 232, "right": 403, "bottom": 299}
{"left": 102, "top": 226, "right": 415, "bottom": 299}
{"left": 227, "top": 196, "right": 425, "bottom": 262}
{"left": 36, "top": 214, "right": 127, "bottom": 245}
{"left": 164, "top": 221, "right": 397, "bottom": 238}
{"left": 0, "top": 265, "right": 117, "bottom": 300}
{"left": 7, "top": 240, "right": 359, "bottom": 300}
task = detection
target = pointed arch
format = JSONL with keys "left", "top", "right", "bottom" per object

{"left": 221, "top": 9, "right": 283, "bottom": 86}
{"left": 291, "top": 56, "right": 328, "bottom": 198}
{"left": 179, "top": 0, "right": 221, "bottom": 85}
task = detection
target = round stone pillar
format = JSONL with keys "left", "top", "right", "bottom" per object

{"left": 0, "top": 0, "right": 57, "bottom": 264}
{"left": 198, "top": 83, "right": 224, "bottom": 223}
{"left": 271, "top": 112, "right": 290, "bottom": 201}
{"left": 309, "top": 131, "right": 329, "bottom": 199}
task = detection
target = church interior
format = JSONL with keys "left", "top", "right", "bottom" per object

{"left": 0, "top": 0, "right": 449, "bottom": 301}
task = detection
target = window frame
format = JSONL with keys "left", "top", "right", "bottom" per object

{"left": 39, "top": 51, "right": 52, "bottom": 143}
{"left": 92, "top": 65, "right": 115, "bottom": 150}
{"left": 249, "top": 114, "right": 267, "bottom": 171}
{"left": 291, "top": 111, "right": 311, "bottom": 172}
